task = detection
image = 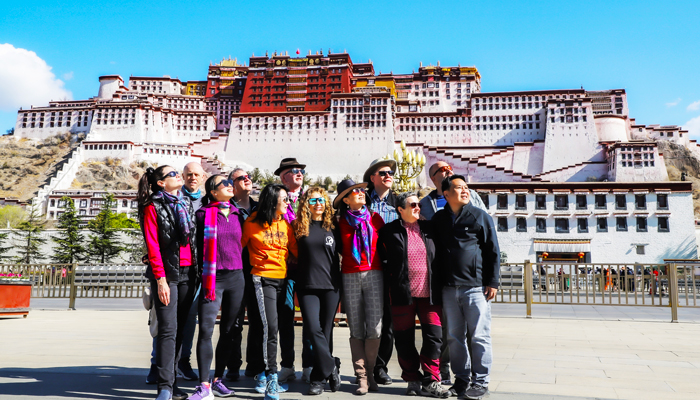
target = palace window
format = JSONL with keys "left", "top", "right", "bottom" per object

{"left": 636, "top": 216, "right": 648, "bottom": 232}
{"left": 657, "top": 194, "right": 668, "bottom": 209}
{"left": 516, "top": 217, "right": 527, "bottom": 232}
{"left": 497, "top": 217, "right": 508, "bottom": 232}
{"left": 658, "top": 217, "right": 669, "bottom": 232}
{"left": 536, "top": 218, "right": 547, "bottom": 233}
{"left": 555, "top": 219, "right": 569, "bottom": 233}
{"left": 577, "top": 218, "right": 588, "bottom": 233}
{"left": 616, "top": 217, "right": 628, "bottom": 231}
{"left": 535, "top": 195, "right": 546, "bottom": 210}
{"left": 597, "top": 218, "right": 608, "bottom": 232}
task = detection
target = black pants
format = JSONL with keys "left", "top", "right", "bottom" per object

{"left": 228, "top": 271, "right": 264, "bottom": 375}
{"left": 197, "top": 269, "right": 245, "bottom": 382}
{"left": 298, "top": 288, "right": 340, "bottom": 382}
{"left": 151, "top": 267, "right": 195, "bottom": 392}
{"left": 375, "top": 293, "right": 394, "bottom": 376}
{"left": 250, "top": 276, "right": 286, "bottom": 374}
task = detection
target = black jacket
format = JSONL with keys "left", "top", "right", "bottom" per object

{"left": 143, "top": 196, "right": 198, "bottom": 283}
{"left": 433, "top": 201, "right": 500, "bottom": 289}
{"left": 379, "top": 218, "right": 441, "bottom": 306}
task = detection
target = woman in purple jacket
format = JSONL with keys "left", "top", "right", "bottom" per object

{"left": 190, "top": 174, "right": 245, "bottom": 400}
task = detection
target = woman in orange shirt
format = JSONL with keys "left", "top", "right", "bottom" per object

{"left": 241, "top": 183, "right": 298, "bottom": 400}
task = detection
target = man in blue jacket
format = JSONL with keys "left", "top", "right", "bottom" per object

{"left": 432, "top": 174, "right": 500, "bottom": 400}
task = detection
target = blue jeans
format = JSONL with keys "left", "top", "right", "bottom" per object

{"left": 442, "top": 286, "right": 492, "bottom": 387}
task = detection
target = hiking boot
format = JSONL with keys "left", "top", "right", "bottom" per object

{"left": 177, "top": 361, "right": 198, "bottom": 381}
{"left": 146, "top": 364, "right": 157, "bottom": 384}
{"left": 465, "top": 384, "right": 489, "bottom": 400}
{"left": 406, "top": 381, "right": 422, "bottom": 396}
{"left": 264, "top": 373, "right": 280, "bottom": 400}
{"left": 422, "top": 380, "right": 451, "bottom": 398}
{"left": 211, "top": 380, "right": 234, "bottom": 397}
{"left": 308, "top": 381, "right": 324, "bottom": 395}
{"left": 188, "top": 385, "right": 214, "bottom": 400}
{"left": 278, "top": 367, "right": 296, "bottom": 383}
{"left": 254, "top": 372, "right": 267, "bottom": 394}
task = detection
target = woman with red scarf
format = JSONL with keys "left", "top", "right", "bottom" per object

{"left": 334, "top": 179, "right": 385, "bottom": 395}
{"left": 189, "top": 174, "right": 245, "bottom": 400}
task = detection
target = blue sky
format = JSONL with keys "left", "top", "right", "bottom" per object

{"left": 2, "top": 0, "right": 699, "bottom": 137}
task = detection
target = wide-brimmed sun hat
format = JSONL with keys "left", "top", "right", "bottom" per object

{"left": 274, "top": 157, "right": 307, "bottom": 176}
{"left": 363, "top": 158, "right": 397, "bottom": 183}
{"left": 333, "top": 179, "right": 368, "bottom": 209}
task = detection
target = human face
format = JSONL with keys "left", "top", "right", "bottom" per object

{"left": 307, "top": 193, "right": 326, "bottom": 221}
{"left": 370, "top": 166, "right": 394, "bottom": 191}
{"left": 158, "top": 168, "right": 182, "bottom": 193}
{"left": 210, "top": 176, "right": 234, "bottom": 203}
{"left": 443, "top": 178, "right": 470, "bottom": 211}
{"left": 342, "top": 187, "right": 366, "bottom": 210}
{"left": 275, "top": 189, "right": 289, "bottom": 216}
{"left": 430, "top": 162, "right": 454, "bottom": 189}
{"left": 398, "top": 196, "right": 421, "bottom": 223}
{"left": 281, "top": 168, "right": 304, "bottom": 191}
{"left": 183, "top": 164, "right": 205, "bottom": 192}
{"left": 230, "top": 170, "right": 252, "bottom": 196}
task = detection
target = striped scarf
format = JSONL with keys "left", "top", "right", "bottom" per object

{"left": 153, "top": 190, "right": 194, "bottom": 246}
{"left": 202, "top": 201, "right": 231, "bottom": 301}
{"left": 344, "top": 206, "right": 374, "bottom": 265}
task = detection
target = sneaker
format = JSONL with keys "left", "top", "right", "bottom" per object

{"left": 465, "top": 384, "right": 489, "bottom": 400}
{"left": 449, "top": 378, "right": 469, "bottom": 398}
{"left": 146, "top": 364, "right": 158, "bottom": 384}
{"left": 308, "top": 381, "right": 324, "bottom": 395}
{"left": 254, "top": 372, "right": 267, "bottom": 394}
{"left": 406, "top": 381, "right": 422, "bottom": 396}
{"left": 302, "top": 366, "right": 313, "bottom": 383}
{"left": 172, "top": 385, "right": 187, "bottom": 400}
{"left": 422, "top": 380, "right": 451, "bottom": 398}
{"left": 264, "top": 373, "right": 280, "bottom": 400}
{"left": 155, "top": 389, "right": 171, "bottom": 400}
{"left": 211, "top": 380, "right": 234, "bottom": 397}
{"left": 177, "top": 361, "right": 199, "bottom": 381}
{"left": 188, "top": 385, "right": 214, "bottom": 400}
{"left": 278, "top": 366, "right": 296, "bottom": 383}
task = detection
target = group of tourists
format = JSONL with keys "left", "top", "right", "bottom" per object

{"left": 138, "top": 156, "right": 501, "bottom": 400}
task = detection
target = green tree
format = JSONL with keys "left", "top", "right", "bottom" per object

{"left": 5, "top": 127, "right": 14, "bottom": 135}
{"left": 51, "top": 196, "right": 85, "bottom": 264}
{"left": 323, "top": 176, "right": 334, "bottom": 191}
{"left": 249, "top": 168, "right": 263, "bottom": 185}
{"left": 260, "top": 170, "right": 280, "bottom": 186}
{"left": 13, "top": 206, "right": 46, "bottom": 264}
{"left": 0, "top": 205, "right": 26, "bottom": 229}
{"left": 87, "top": 194, "right": 126, "bottom": 263}
{"left": 0, "top": 230, "right": 11, "bottom": 261}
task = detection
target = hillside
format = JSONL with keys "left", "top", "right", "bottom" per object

{"left": 659, "top": 141, "right": 700, "bottom": 218}
{"left": 0, "top": 134, "right": 79, "bottom": 202}
{"left": 71, "top": 158, "right": 152, "bottom": 190}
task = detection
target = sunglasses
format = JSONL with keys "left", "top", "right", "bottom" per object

{"left": 432, "top": 165, "right": 453, "bottom": 177}
{"left": 376, "top": 170, "right": 395, "bottom": 177}
{"left": 214, "top": 179, "right": 234, "bottom": 189}
{"left": 233, "top": 174, "right": 250, "bottom": 182}
{"left": 308, "top": 197, "right": 326, "bottom": 205}
{"left": 163, "top": 170, "right": 179, "bottom": 178}
{"left": 286, "top": 168, "right": 305, "bottom": 176}
{"left": 281, "top": 196, "right": 291, "bottom": 203}
{"left": 408, "top": 202, "right": 421, "bottom": 209}
{"left": 351, "top": 188, "right": 365, "bottom": 195}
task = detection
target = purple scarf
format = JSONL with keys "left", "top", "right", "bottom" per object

{"left": 344, "top": 206, "right": 374, "bottom": 265}
{"left": 153, "top": 190, "right": 194, "bottom": 245}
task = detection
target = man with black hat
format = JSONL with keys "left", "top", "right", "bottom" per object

{"left": 273, "top": 158, "right": 313, "bottom": 384}
{"left": 363, "top": 158, "right": 398, "bottom": 385}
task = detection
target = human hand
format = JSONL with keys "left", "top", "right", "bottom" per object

{"left": 484, "top": 286, "right": 497, "bottom": 301}
{"left": 157, "top": 277, "right": 170, "bottom": 306}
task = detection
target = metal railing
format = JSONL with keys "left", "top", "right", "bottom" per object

{"left": 3, "top": 261, "right": 700, "bottom": 321}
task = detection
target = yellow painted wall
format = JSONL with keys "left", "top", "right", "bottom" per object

{"left": 356, "top": 78, "right": 397, "bottom": 98}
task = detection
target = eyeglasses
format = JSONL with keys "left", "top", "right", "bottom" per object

{"left": 163, "top": 171, "right": 179, "bottom": 178}
{"left": 214, "top": 179, "right": 234, "bottom": 189}
{"left": 281, "top": 196, "right": 291, "bottom": 203}
{"left": 408, "top": 202, "right": 421, "bottom": 209}
{"left": 286, "top": 168, "right": 305, "bottom": 176}
{"left": 351, "top": 188, "right": 365, "bottom": 195}
{"left": 376, "top": 170, "right": 395, "bottom": 177}
{"left": 233, "top": 174, "right": 250, "bottom": 182}
{"left": 308, "top": 197, "right": 326, "bottom": 205}
{"left": 431, "top": 165, "right": 453, "bottom": 177}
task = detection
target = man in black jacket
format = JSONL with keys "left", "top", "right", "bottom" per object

{"left": 432, "top": 174, "right": 500, "bottom": 400}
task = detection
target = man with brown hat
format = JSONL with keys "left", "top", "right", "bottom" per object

{"left": 363, "top": 158, "right": 398, "bottom": 386}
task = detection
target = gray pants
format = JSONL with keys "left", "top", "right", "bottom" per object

{"left": 342, "top": 269, "right": 383, "bottom": 340}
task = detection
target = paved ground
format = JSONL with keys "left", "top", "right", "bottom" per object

{"left": 2, "top": 303, "right": 700, "bottom": 399}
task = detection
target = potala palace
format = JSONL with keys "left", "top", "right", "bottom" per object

{"left": 12, "top": 50, "right": 698, "bottom": 263}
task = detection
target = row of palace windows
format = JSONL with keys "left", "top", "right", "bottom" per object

{"left": 481, "top": 193, "right": 668, "bottom": 211}
{"left": 497, "top": 216, "right": 669, "bottom": 233}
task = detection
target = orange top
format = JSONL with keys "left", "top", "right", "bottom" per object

{"left": 241, "top": 211, "right": 298, "bottom": 279}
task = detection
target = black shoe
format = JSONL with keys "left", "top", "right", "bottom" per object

{"left": 177, "top": 361, "right": 198, "bottom": 381}
{"left": 465, "top": 384, "right": 489, "bottom": 400}
{"left": 308, "top": 381, "right": 324, "bottom": 395}
{"left": 244, "top": 367, "right": 259, "bottom": 377}
{"left": 226, "top": 369, "right": 240, "bottom": 382}
{"left": 449, "top": 378, "right": 470, "bottom": 398}
{"left": 328, "top": 365, "right": 341, "bottom": 392}
{"left": 146, "top": 364, "right": 157, "bottom": 384}
{"left": 172, "top": 385, "right": 188, "bottom": 400}
{"left": 374, "top": 369, "right": 392, "bottom": 385}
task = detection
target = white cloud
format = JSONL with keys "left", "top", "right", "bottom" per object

{"left": 62, "top": 71, "right": 74, "bottom": 81}
{"left": 686, "top": 115, "right": 700, "bottom": 139}
{"left": 0, "top": 43, "right": 72, "bottom": 112}
{"left": 666, "top": 98, "right": 682, "bottom": 107}
{"left": 687, "top": 100, "right": 700, "bottom": 112}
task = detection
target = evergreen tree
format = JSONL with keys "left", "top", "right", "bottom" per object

{"left": 51, "top": 196, "right": 85, "bottom": 264}
{"left": 87, "top": 193, "right": 125, "bottom": 263}
{"left": 0, "top": 230, "right": 11, "bottom": 261}
{"left": 13, "top": 206, "right": 47, "bottom": 264}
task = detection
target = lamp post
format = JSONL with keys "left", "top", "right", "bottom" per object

{"left": 384, "top": 140, "right": 426, "bottom": 192}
